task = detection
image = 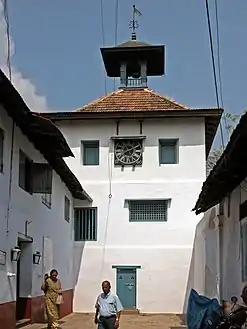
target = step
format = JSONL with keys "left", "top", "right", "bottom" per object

{"left": 122, "top": 308, "right": 140, "bottom": 315}
{"left": 16, "top": 318, "right": 31, "bottom": 328}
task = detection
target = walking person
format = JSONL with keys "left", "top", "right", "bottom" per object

{"left": 94, "top": 281, "right": 124, "bottom": 329}
{"left": 41, "top": 269, "right": 63, "bottom": 329}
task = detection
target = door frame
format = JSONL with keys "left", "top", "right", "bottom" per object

{"left": 112, "top": 265, "right": 141, "bottom": 309}
{"left": 16, "top": 234, "right": 33, "bottom": 321}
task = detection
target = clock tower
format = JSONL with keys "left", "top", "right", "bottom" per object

{"left": 99, "top": 6, "right": 166, "bottom": 167}
{"left": 100, "top": 5, "right": 165, "bottom": 89}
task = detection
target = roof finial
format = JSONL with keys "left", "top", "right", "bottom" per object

{"left": 129, "top": 5, "right": 142, "bottom": 41}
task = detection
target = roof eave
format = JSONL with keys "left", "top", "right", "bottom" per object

{"left": 42, "top": 108, "right": 222, "bottom": 159}
{"left": 42, "top": 108, "right": 223, "bottom": 120}
{"left": 0, "top": 69, "right": 92, "bottom": 202}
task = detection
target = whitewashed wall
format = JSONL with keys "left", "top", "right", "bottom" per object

{"left": 189, "top": 181, "right": 247, "bottom": 310}
{"left": 0, "top": 105, "right": 74, "bottom": 304}
{"left": 56, "top": 117, "right": 206, "bottom": 313}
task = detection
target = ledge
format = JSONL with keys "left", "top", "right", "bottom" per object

{"left": 112, "top": 265, "right": 142, "bottom": 269}
{"left": 111, "top": 136, "right": 146, "bottom": 140}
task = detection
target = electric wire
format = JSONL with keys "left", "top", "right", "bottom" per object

{"left": 1, "top": 0, "right": 15, "bottom": 239}
{"left": 205, "top": 0, "right": 225, "bottom": 149}
{"left": 113, "top": 0, "right": 119, "bottom": 91}
{"left": 214, "top": 0, "right": 229, "bottom": 141}
{"left": 100, "top": 0, "right": 107, "bottom": 95}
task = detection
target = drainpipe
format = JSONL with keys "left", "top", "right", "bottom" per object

{"left": 217, "top": 200, "right": 224, "bottom": 303}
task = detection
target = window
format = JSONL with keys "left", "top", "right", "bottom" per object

{"left": 42, "top": 193, "right": 52, "bottom": 209}
{"left": 0, "top": 128, "right": 4, "bottom": 173}
{"left": 74, "top": 207, "right": 97, "bottom": 241}
{"left": 82, "top": 141, "right": 99, "bottom": 166}
{"left": 19, "top": 150, "right": 33, "bottom": 193}
{"left": 64, "top": 196, "right": 70, "bottom": 222}
{"left": 129, "top": 200, "right": 169, "bottom": 222}
{"left": 159, "top": 139, "right": 178, "bottom": 164}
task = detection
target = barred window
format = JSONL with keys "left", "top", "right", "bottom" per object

{"left": 74, "top": 208, "right": 97, "bottom": 241}
{"left": 129, "top": 200, "right": 168, "bottom": 222}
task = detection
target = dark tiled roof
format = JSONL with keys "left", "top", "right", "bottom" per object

{"left": 0, "top": 69, "right": 91, "bottom": 201}
{"left": 75, "top": 88, "right": 189, "bottom": 112}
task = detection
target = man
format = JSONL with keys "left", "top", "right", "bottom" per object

{"left": 95, "top": 281, "right": 124, "bottom": 329}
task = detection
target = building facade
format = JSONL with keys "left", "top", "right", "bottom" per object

{"left": 0, "top": 70, "right": 91, "bottom": 329}
{"left": 44, "top": 37, "right": 222, "bottom": 314}
{"left": 191, "top": 112, "right": 247, "bottom": 311}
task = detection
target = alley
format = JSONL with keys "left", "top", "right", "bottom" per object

{"left": 24, "top": 313, "right": 183, "bottom": 329}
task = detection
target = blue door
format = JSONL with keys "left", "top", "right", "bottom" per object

{"left": 116, "top": 268, "right": 136, "bottom": 309}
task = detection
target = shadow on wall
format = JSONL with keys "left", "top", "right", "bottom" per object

{"left": 72, "top": 241, "right": 85, "bottom": 288}
{"left": 182, "top": 207, "right": 219, "bottom": 314}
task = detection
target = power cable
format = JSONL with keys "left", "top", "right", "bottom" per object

{"left": 214, "top": 0, "right": 229, "bottom": 141}
{"left": 100, "top": 0, "right": 107, "bottom": 95}
{"left": 205, "top": 0, "right": 225, "bottom": 150}
{"left": 1, "top": 0, "right": 15, "bottom": 240}
{"left": 113, "top": 0, "right": 119, "bottom": 90}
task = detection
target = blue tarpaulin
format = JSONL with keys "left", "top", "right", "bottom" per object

{"left": 187, "top": 289, "right": 222, "bottom": 329}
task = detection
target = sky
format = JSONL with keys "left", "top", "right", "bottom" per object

{"left": 0, "top": 0, "right": 247, "bottom": 143}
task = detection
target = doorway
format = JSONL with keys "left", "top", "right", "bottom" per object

{"left": 16, "top": 237, "right": 33, "bottom": 322}
{"left": 116, "top": 268, "right": 137, "bottom": 309}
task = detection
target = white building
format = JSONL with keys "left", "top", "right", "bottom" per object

{"left": 0, "top": 69, "right": 91, "bottom": 329}
{"left": 44, "top": 37, "right": 222, "bottom": 314}
{"left": 190, "top": 112, "right": 247, "bottom": 312}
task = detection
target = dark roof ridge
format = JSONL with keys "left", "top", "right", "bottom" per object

{"left": 0, "top": 69, "right": 91, "bottom": 201}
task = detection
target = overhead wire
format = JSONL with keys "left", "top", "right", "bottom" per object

{"left": 210, "top": 1, "right": 246, "bottom": 197}
{"left": 113, "top": 0, "right": 119, "bottom": 90}
{"left": 214, "top": 0, "right": 229, "bottom": 141}
{"left": 99, "top": 1, "right": 118, "bottom": 277}
{"left": 205, "top": 0, "right": 225, "bottom": 150}
{"left": 100, "top": 0, "right": 107, "bottom": 95}
{"left": 1, "top": 0, "right": 15, "bottom": 240}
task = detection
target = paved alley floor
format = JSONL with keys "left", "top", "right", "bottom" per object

{"left": 24, "top": 313, "right": 182, "bottom": 329}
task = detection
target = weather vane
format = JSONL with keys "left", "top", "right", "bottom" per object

{"left": 129, "top": 5, "right": 142, "bottom": 40}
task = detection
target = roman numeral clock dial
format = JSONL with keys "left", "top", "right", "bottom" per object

{"left": 114, "top": 139, "right": 143, "bottom": 166}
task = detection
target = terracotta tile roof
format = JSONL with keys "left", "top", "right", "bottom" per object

{"left": 75, "top": 88, "right": 189, "bottom": 112}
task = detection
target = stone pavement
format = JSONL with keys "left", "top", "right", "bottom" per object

{"left": 24, "top": 313, "right": 182, "bottom": 329}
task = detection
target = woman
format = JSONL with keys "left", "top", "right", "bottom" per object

{"left": 41, "top": 269, "right": 62, "bottom": 329}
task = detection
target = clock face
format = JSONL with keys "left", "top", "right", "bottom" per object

{"left": 115, "top": 139, "right": 143, "bottom": 165}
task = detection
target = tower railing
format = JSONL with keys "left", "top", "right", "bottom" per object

{"left": 126, "top": 77, "right": 147, "bottom": 87}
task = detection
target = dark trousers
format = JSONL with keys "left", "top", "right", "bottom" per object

{"left": 98, "top": 315, "right": 116, "bottom": 329}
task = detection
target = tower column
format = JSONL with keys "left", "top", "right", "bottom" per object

{"left": 120, "top": 63, "right": 127, "bottom": 88}
{"left": 140, "top": 61, "right": 147, "bottom": 88}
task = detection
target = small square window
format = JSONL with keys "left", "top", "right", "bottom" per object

{"left": 42, "top": 193, "right": 52, "bottom": 209}
{"left": 64, "top": 196, "right": 70, "bottom": 222}
{"left": 82, "top": 141, "right": 99, "bottom": 166}
{"left": 0, "top": 128, "right": 4, "bottom": 173}
{"left": 159, "top": 139, "right": 178, "bottom": 164}
{"left": 19, "top": 150, "right": 32, "bottom": 193}
{"left": 74, "top": 207, "right": 97, "bottom": 241}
